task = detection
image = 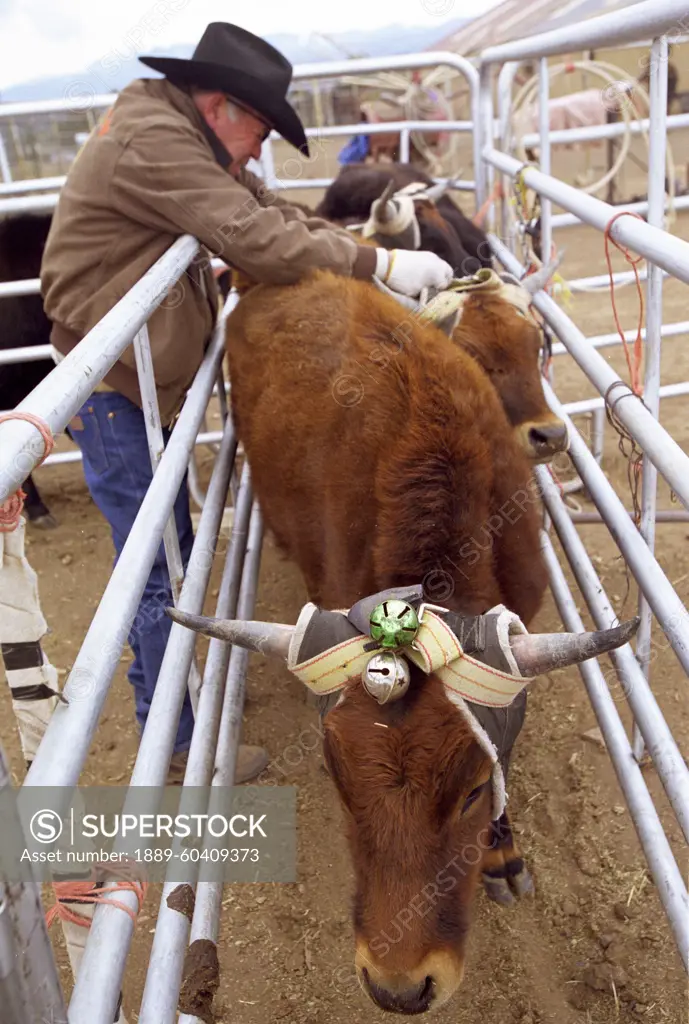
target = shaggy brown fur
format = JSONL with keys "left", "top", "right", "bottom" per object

{"left": 225, "top": 271, "right": 548, "bottom": 1010}
{"left": 324, "top": 670, "right": 493, "bottom": 967}
{"left": 227, "top": 270, "right": 547, "bottom": 620}
{"left": 452, "top": 293, "right": 552, "bottom": 430}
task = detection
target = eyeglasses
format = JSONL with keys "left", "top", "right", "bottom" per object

{"left": 226, "top": 97, "right": 272, "bottom": 143}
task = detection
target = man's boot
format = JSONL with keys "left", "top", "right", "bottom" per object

{"left": 167, "top": 745, "right": 269, "bottom": 785}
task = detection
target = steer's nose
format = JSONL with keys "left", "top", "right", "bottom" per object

{"left": 362, "top": 969, "right": 435, "bottom": 1015}
{"left": 524, "top": 418, "right": 569, "bottom": 462}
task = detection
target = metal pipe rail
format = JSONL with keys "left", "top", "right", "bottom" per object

{"left": 66, "top": 410, "right": 238, "bottom": 1024}
{"left": 0, "top": 255, "right": 224, "bottom": 306}
{"left": 551, "top": 194, "right": 689, "bottom": 230}
{"left": 566, "top": 267, "right": 666, "bottom": 292}
{"left": 538, "top": 58, "right": 552, "bottom": 274}
{"left": 570, "top": 509, "right": 689, "bottom": 524}
{"left": 302, "top": 118, "right": 473, "bottom": 137}
{"left": 635, "top": 35, "right": 669, "bottom": 761}
{"left": 543, "top": 381, "right": 689, "bottom": 675}
{"left": 22, "top": 323, "right": 227, "bottom": 797}
{"left": 0, "top": 174, "right": 476, "bottom": 228}
{"left": 0, "top": 430, "right": 225, "bottom": 468}
{"left": 266, "top": 175, "right": 475, "bottom": 193}
{"left": 563, "top": 381, "right": 689, "bottom": 416}
{"left": 178, "top": 503, "right": 265, "bottom": 1024}
{"left": 0, "top": 193, "right": 59, "bottom": 214}
{"left": 485, "top": 150, "right": 689, "bottom": 287}
{"left": 0, "top": 175, "right": 65, "bottom": 196}
{"left": 0, "top": 95, "right": 114, "bottom": 118}
{"left": 132, "top": 322, "right": 206, "bottom": 707}
{"left": 0, "top": 279, "right": 42, "bottom": 301}
{"left": 0, "top": 233, "right": 200, "bottom": 504}
{"left": 490, "top": 236, "right": 689, "bottom": 512}
{"left": 551, "top": 321, "right": 689, "bottom": 357}
{"left": 539, "top": 529, "right": 689, "bottom": 966}
{"left": 537, "top": 468, "right": 689, "bottom": 843}
{"left": 480, "top": 0, "right": 688, "bottom": 63}
{"left": 520, "top": 111, "right": 689, "bottom": 149}
{"left": 138, "top": 464, "right": 254, "bottom": 1024}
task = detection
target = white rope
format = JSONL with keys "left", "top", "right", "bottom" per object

{"left": 508, "top": 59, "right": 676, "bottom": 215}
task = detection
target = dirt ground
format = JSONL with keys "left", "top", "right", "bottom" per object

{"left": 1, "top": 204, "right": 688, "bottom": 1023}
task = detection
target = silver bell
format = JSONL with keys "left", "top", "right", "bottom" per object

{"left": 363, "top": 652, "right": 410, "bottom": 705}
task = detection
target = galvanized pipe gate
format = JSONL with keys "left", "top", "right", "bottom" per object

{"left": 0, "top": 0, "right": 687, "bottom": 1017}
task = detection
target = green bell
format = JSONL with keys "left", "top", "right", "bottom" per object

{"left": 369, "top": 599, "right": 420, "bottom": 650}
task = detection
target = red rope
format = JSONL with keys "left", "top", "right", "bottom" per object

{"left": 604, "top": 211, "right": 645, "bottom": 396}
{"left": 0, "top": 412, "right": 55, "bottom": 532}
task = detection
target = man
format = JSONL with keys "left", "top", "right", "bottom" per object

{"left": 40, "top": 22, "right": 453, "bottom": 784}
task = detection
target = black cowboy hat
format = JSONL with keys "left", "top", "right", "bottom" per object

{"left": 139, "top": 22, "right": 308, "bottom": 155}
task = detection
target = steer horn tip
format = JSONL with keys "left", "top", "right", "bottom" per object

{"left": 615, "top": 616, "right": 640, "bottom": 643}
{"left": 165, "top": 607, "right": 215, "bottom": 634}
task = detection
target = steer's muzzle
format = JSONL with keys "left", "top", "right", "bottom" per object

{"left": 517, "top": 417, "right": 569, "bottom": 463}
{"left": 362, "top": 970, "right": 434, "bottom": 1015}
{"left": 356, "top": 945, "right": 463, "bottom": 1014}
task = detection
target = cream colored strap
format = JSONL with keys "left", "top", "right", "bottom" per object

{"left": 438, "top": 655, "right": 530, "bottom": 708}
{"left": 288, "top": 606, "right": 461, "bottom": 695}
{"left": 287, "top": 605, "right": 532, "bottom": 706}
{"left": 290, "top": 633, "right": 373, "bottom": 695}
{"left": 406, "top": 610, "right": 463, "bottom": 672}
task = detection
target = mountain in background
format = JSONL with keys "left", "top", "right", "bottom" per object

{"left": 0, "top": 19, "right": 469, "bottom": 102}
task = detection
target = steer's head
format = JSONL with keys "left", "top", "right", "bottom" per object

{"left": 324, "top": 664, "right": 492, "bottom": 1013}
{"left": 354, "top": 180, "right": 471, "bottom": 272}
{"left": 432, "top": 264, "right": 569, "bottom": 463}
{"left": 168, "top": 600, "right": 638, "bottom": 1014}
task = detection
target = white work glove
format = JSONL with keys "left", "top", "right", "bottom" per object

{"left": 373, "top": 248, "right": 453, "bottom": 299}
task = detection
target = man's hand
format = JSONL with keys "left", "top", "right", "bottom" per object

{"left": 374, "top": 248, "right": 453, "bottom": 299}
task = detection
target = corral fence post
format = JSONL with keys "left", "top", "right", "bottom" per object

{"left": 479, "top": 0, "right": 689, "bottom": 968}
{"left": 0, "top": 742, "right": 68, "bottom": 1022}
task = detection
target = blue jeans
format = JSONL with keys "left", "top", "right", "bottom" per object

{"left": 69, "top": 391, "right": 194, "bottom": 753}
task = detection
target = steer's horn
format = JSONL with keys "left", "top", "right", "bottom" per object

{"left": 422, "top": 180, "right": 450, "bottom": 203}
{"left": 520, "top": 253, "right": 564, "bottom": 296}
{"left": 165, "top": 608, "right": 293, "bottom": 659}
{"left": 374, "top": 179, "right": 397, "bottom": 224}
{"left": 509, "top": 617, "right": 639, "bottom": 676}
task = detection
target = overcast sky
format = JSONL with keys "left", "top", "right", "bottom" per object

{"left": 0, "top": 0, "right": 498, "bottom": 91}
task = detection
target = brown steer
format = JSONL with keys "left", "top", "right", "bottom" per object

{"left": 170, "top": 270, "right": 631, "bottom": 1014}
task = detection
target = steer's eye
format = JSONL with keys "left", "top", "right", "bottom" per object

{"left": 461, "top": 783, "right": 487, "bottom": 814}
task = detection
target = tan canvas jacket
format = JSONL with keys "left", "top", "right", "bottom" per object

{"left": 41, "top": 77, "right": 376, "bottom": 424}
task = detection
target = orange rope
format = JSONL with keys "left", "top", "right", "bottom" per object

{"left": 473, "top": 181, "right": 503, "bottom": 228}
{"left": 46, "top": 862, "right": 148, "bottom": 928}
{"left": 604, "top": 211, "right": 645, "bottom": 396}
{"left": 0, "top": 412, "right": 55, "bottom": 532}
